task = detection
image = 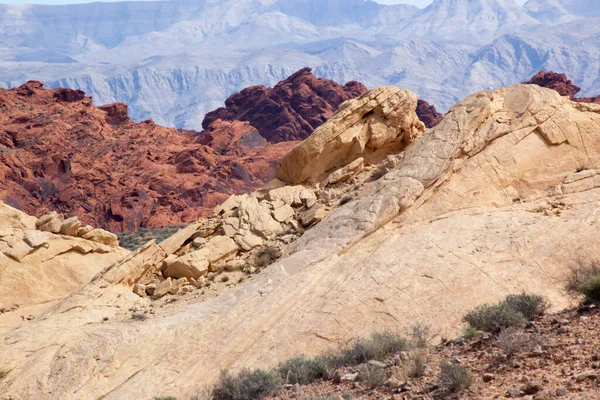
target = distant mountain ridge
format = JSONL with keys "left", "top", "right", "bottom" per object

{"left": 0, "top": 0, "right": 599, "bottom": 129}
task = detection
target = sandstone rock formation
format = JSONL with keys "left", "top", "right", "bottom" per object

{"left": 276, "top": 86, "right": 425, "bottom": 185}
{"left": 0, "top": 202, "right": 126, "bottom": 334}
{"left": 524, "top": 70, "right": 600, "bottom": 103}
{"left": 202, "top": 68, "right": 368, "bottom": 143}
{"left": 416, "top": 99, "right": 443, "bottom": 128}
{"left": 0, "top": 81, "right": 297, "bottom": 232}
{"left": 2, "top": 84, "right": 600, "bottom": 400}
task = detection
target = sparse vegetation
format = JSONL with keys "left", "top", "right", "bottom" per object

{"left": 254, "top": 245, "right": 281, "bottom": 267}
{"left": 567, "top": 261, "right": 600, "bottom": 303}
{"left": 277, "top": 356, "right": 329, "bottom": 385}
{"left": 154, "top": 397, "right": 177, "bottom": 400}
{"left": 357, "top": 364, "right": 388, "bottom": 389}
{"left": 327, "top": 331, "right": 409, "bottom": 368}
{"left": 462, "top": 326, "right": 481, "bottom": 340}
{"left": 464, "top": 293, "right": 549, "bottom": 333}
{"left": 117, "top": 225, "right": 184, "bottom": 251}
{"left": 495, "top": 327, "right": 536, "bottom": 358}
{"left": 504, "top": 293, "right": 550, "bottom": 321}
{"left": 410, "top": 323, "right": 432, "bottom": 348}
{"left": 211, "top": 369, "right": 283, "bottom": 400}
{"left": 407, "top": 351, "right": 427, "bottom": 378}
{"left": 464, "top": 302, "right": 526, "bottom": 333}
{"left": 439, "top": 361, "right": 473, "bottom": 393}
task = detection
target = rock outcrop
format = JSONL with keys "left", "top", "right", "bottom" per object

{"left": 0, "top": 202, "right": 126, "bottom": 334}
{"left": 524, "top": 70, "right": 600, "bottom": 103}
{"left": 0, "top": 81, "right": 297, "bottom": 232}
{"left": 202, "top": 68, "right": 368, "bottom": 143}
{"left": 416, "top": 99, "right": 443, "bottom": 128}
{"left": 276, "top": 86, "right": 425, "bottom": 185}
{"left": 3, "top": 84, "right": 600, "bottom": 400}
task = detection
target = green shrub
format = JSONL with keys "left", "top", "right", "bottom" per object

{"left": 464, "top": 302, "right": 526, "bottom": 333}
{"left": 439, "top": 361, "right": 473, "bottom": 393}
{"left": 211, "top": 369, "right": 283, "bottom": 400}
{"left": 567, "top": 262, "right": 600, "bottom": 303}
{"left": 277, "top": 356, "right": 329, "bottom": 385}
{"left": 328, "top": 331, "right": 408, "bottom": 368}
{"left": 357, "top": 364, "right": 388, "bottom": 389}
{"left": 154, "top": 397, "right": 177, "bottom": 400}
{"left": 504, "top": 293, "right": 549, "bottom": 321}
{"left": 462, "top": 326, "right": 481, "bottom": 340}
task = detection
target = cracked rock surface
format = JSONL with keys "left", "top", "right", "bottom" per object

{"left": 2, "top": 85, "right": 600, "bottom": 399}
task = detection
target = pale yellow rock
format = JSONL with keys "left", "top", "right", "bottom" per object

{"left": 188, "top": 235, "right": 239, "bottom": 271}
{"left": 0, "top": 203, "right": 37, "bottom": 230}
{"left": 163, "top": 252, "right": 209, "bottom": 280}
{"left": 267, "top": 185, "right": 305, "bottom": 206}
{"left": 23, "top": 230, "right": 52, "bottom": 248}
{"left": 234, "top": 230, "right": 264, "bottom": 251}
{"left": 77, "top": 225, "right": 93, "bottom": 237}
{"left": 238, "top": 197, "right": 283, "bottom": 239}
{"left": 276, "top": 87, "right": 425, "bottom": 184}
{"left": 158, "top": 222, "right": 202, "bottom": 255}
{"left": 326, "top": 157, "right": 365, "bottom": 185}
{"left": 5, "top": 86, "right": 600, "bottom": 400}
{"left": 36, "top": 212, "right": 63, "bottom": 234}
{"left": 133, "top": 284, "right": 146, "bottom": 297}
{"left": 272, "top": 204, "right": 295, "bottom": 223}
{"left": 82, "top": 229, "right": 119, "bottom": 247}
{"left": 60, "top": 216, "right": 82, "bottom": 236}
{"left": 152, "top": 278, "right": 172, "bottom": 299}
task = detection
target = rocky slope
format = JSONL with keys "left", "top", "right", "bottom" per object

{"left": 1, "top": 83, "right": 600, "bottom": 399}
{"left": 0, "top": 81, "right": 297, "bottom": 232}
{"left": 202, "top": 68, "right": 368, "bottom": 143}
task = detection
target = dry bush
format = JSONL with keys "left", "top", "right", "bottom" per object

{"left": 504, "top": 293, "right": 550, "bottom": 321}
{"left": 276, "top": 356, "right": 329, "bottom": 385}
{"left": 410, "top": 323, "right": 432, "bottom": 348}
{"left": 464, "top": 302, "right": 526, "bottom": 333}
{"left": 567, "top": 261, "right": 600, "bottom": 303}
{"left": 357, "top": 364, "right": 388, "bottom": 389}
{"left": 328, "top": 331, "right": 408, "bottom": 368}
{"left": 495, "top": 327, "right": 536, "bottom": 358}
{"left": 439, "top": 361, "right": 473, "bottom": 393}
{"left": 407, "top": 352, "right": 427, "bottom": 378}
{"left": 211, "top": 369, "right": 283, "bottom": 400}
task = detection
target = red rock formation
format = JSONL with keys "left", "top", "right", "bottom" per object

{"left": 524, "top": 71, "right": 600, "bottom": 103}
{"left": 416, "top": 99, "right": 443, "bottom": 128}
{"left": 202, "top": 68, "right": 368, "bottom": 143}
{"left": 0, "top": 81, "right": 297, "bottom": 232}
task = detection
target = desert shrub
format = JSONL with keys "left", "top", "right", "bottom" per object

{"left": 567, "top": 262, "right": 600, "bottom": 303}
{"left": 464, "top": 302, "right": 526, "bottom": 333}
{"left": 357, "top": 364, "right": 388, "bottom": 389}
{"left": 439, "top": 361, "right": 473, "bottom": 393}
{"left": 462, "top": 327, "right": 481, "bottom": 340}
{"left": 407, "top": 352, "right": 427, "bottom": 378}
{"left": 504, "top": 293, "right": 549, "bottom": 321}
{"left": 211, "top": 369, "right": 283, "bottom": 400}
{"left": 328, "top": 331, "right": 408, "bottom": 368}
{"left": 154, "top": 397, "right": 177, "bottom": 400}
{"left": 495, "top": 327, "right": 535, "bottom": 358}
{"left": 254, "top": 245, "right": 281, "bottom": 268}
{"left": 410, "top": 323, "right": 432, "bottom": 348}
{"left": 277, "top": 356, "right": 329, "bottom": 385}
{"left": 117, "top": 225, "right": 184, "bottom": 251}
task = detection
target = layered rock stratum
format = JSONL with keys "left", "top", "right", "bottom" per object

{"left": 1, "top": 82, "right": 600, "bottom": 399}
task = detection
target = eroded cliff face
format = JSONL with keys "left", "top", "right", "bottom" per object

{"left": 0, "top": 81, "right": 297, "bottom": 233}
{"left": 2, "top": 84, "right": 600, "bottom": 400}
{"left": 202, "top": 68, "right": 368, "bottom": 143}
{"left": 524, "top": 70, "right": 600, "bottom": 103}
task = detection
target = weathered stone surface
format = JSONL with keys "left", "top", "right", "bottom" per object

{"left": 268, "top": 185, "right": 305, "bottom": 206}
{"left": 23, "top": 230, "right": 52, "bottom": 248}
{"left": 238, "top": 197, "right": 283, "bottom": 239}
{"left": 82, "top": 229, "right": 119, "bottom": 247}
{"left": 60, "top": 217, "right": 82, "bottom": 236}
{"left": 189, "top": 235, "right": 239, "bottom": 271}
{"left": 276, "top": 87, "right": 425, "bottom": 184}
{"left": 5, "top": 85, "right": 600, "bottom": 400}
{"left": 158, "top": 222, "right": 202, "bottom": 255}
{"left": 36, "top": 212, "right": 63, "bottom": 233}
{"left": 163, "top": 252, "right": 209, "bottom": 280}
{"left": 152, "top": 278, "right": 173, "bottom": 299}
{"left": 299, "top": 204, "right": 328, "bottom": 227}
{"left": 326, "top": 157, "right": 364, "bottom": 185}
{"left": 234, "top": 231, "right": 264, "bottom": 251}
{"left": 272, "top": 204, "right": 295, "bottom": 223}
{"left": 77, "top": 225, "right": 93, "bottom": 237}
{"left": 133, "top": 283, "right": 146, "bottom": 297}
{"left": 202, "top": 67, "right": 367, "bottom": 143}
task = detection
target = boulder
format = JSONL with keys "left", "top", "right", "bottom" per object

{"left": 299, "top": 189, "right": 317, "bottom": 208}
{"left": 133, "top": 284, "right": 146, "bottom": 297}
{"left": 268, "top": 185, "right": 305, "bottom": 206}
{"left": 234, "top": 231, "right": 264, "bottom": 251}
{"left": 272, "top": 204, "right": 295, "bottom": 223}
{"left": 36, "top": 212, "right": 64, "bottom": 234}
{"left": 326, "top": 157, "right": 365, "bottom": 185}
{"left": 238, "top": 197, "right": 283, "bottom": 239}
{"left": 276, "top": 86, "right": 425, "bottom": 184}
{"left": 60, "top": 217, "right": 82, "bottom": 236}
{"left": 77, "top": 225, "right": 93, "bottom": 237}
{"left": 152, "top": 278, "right": 172, "bottom": 300}
{"left": 23, "top": 230, "right": 52, "bottom": 248}
{"left": 189, "top": 235, "right": 239, "bottom": 271}
{"left": 163, "top": 253, "right": 210, "bottom": 280}
{"left": 82, "top": 229, "right": 119, "bottom": 247}
{"left": 300, "top": 204, "right": 328, "bottom": 227}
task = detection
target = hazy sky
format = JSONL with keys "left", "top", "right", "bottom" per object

{"left": 0, "top": 0, "right": 529, "bottom": 6}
